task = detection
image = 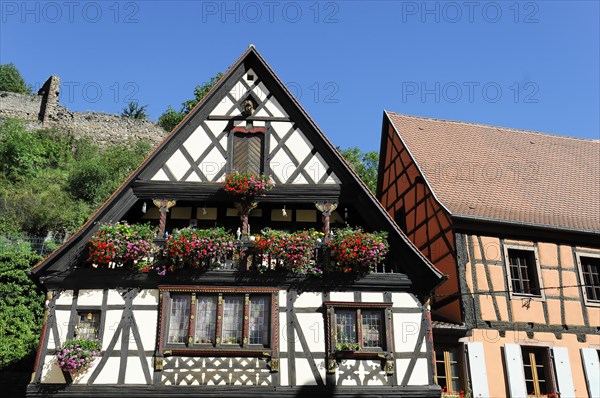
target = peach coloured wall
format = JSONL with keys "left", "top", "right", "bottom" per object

{"left": 464, "top": 329, "right": 600, "bottom": 398}
{"left": 379, "top": 122, "right": 461, "bottom": 323}
{"left": 463, "top": 235, "right": 600, "bottom": 327}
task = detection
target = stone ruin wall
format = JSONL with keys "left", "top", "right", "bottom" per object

{"left": 0, "top": 76, "right": 167, "bottom": 147}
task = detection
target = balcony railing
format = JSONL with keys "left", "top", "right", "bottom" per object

{"left": 150, "top": 239, "right": 393, "bottom": 274}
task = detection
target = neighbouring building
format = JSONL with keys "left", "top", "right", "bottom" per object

{"left": 377, "top": 112, "right": 600, "bottom": 398}
{"left": 27, "top": 48, "right": 447, "bottom": 397}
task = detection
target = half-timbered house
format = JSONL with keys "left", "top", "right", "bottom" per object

{"left": 377, "top": 112, "right": 600, "bottom": 398}
{"left": 27, "top": 48, "right": 446, "bottom": 397}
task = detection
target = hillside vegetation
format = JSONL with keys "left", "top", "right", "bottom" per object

{"left": 0, "top": 118, "right": 152, "bottom": 237}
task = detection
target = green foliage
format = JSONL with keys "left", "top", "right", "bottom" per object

{"left": 339, "top": 147, "right": 379, "bottom": 194}
{"left": 0, "top": 239, "right": 44, "bottom": 369}
{"left": 182, "top": 73, "right": 223, "bottom": 114}
{"left": 0, "top": 119, "right": 73, "bottom": 182}
{"left": 67, "top": 140, "right": 151, "bottom": 206}
{"left": 121, "top": 102, "right": 149, "bottom": 120}
{"left": 157, "top": 106, "right": 184, "bottom": 132}
{"left": 158, "top": 72, "right": 223, "bottom": 131}
{"left": 0, "top": 63, "right": 31, "bottom": 94}
{"left": 0, "top": 119, "right": 152, "bottom": 236}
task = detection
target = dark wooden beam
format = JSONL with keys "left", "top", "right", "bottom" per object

{"left": 132, "top": 181, "right": 341, "bottom": 203}
{"left": 27, "top": 384, "right": 442, "bottom": 397}
{"left": 207, "top": 115, "right": 290, "bottom": 122}
{"left": 38, "top": 270, "right": 412, "bottom": 292}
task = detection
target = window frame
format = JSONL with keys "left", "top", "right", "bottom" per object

{"left": 158, "top": 286, "right": 279, "bottom": 357}
{"left": 324, "top": 301, "right": 393, "bottom": 359}
{"left": 73, "top": 309, "right": 102, "bottom": 341}
{"left": 575, "top": 252, "right": 600, "bottom": 307}
{"left": 521, "top": 345, "right": 556, "bottom": 397}
{"left": 434, "top": 343, "right": 466, "bottom": 395}
{"left": 503, "top": 244, "right": 545, "bottom": 300}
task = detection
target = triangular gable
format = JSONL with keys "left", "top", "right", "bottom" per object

{"left": 31, "top": 46, "right": 444, "bottom": 295}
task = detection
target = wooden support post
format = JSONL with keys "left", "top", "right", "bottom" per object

{"left": 153, "top": 199, "right": 176, "bottom": 238}
{"left": 315, "top": 202, "right": 338, "bottom": 242}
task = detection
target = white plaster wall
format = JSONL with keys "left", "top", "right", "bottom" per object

{"left": 131, "top": 310, "right": 158, "bottom": 350}
{"left": 107, "top": 289, "right": 125, "bottom": 305}
{"left": 295, "top": 357, "right": 326, "bottom": 385}
{"left": 329, "top": 292, "right": 354, "bottom": 302}
{"left": 294, "top": 292, "right": 322, "bottom": 308}
{"left": 55, "top": 290, "right": 73, "bottom": 306}
{"left": 40, "top": 355, "right": 65, "bottom": 384}
{"left": 92, "top": 357, "right": 120, "bottom": 384}
{"left": 393, "top": 312, "right": 423, "bottom": 353}
{"left": 279, "top": 312, "right": 287, "bottom": 353}
{"left": 132, "top": 289, "right": 159, "bottom": 306}
{"left": 279, "top": 358, "right": 289, "bottom": 386}
{"left": 361, "top": 292, "right": 384, "bottom": 303}
{"left": 396, "top": 358, "right": 429, "bottom": 385}
{"left": 391, "top": 292, "right": 420, "bottom": 308}
{"left": 54, "top": 310, "right": 71, "bottom": 346}
{"left": 77, "top": 289, "right": 104, "bottom": 306}
{"left": 165, "top": 149, "right": 188, "bottom": 181}
{"left": 124, "top": 356, "right": 151, "bottom": 384}
{"left": 296, "top": 313, "right": 325, "bottom": 353}
{"left": 102, "top": 310, "right": 123, "bottom": 350}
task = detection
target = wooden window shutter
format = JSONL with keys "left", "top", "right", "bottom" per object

{"left": 581, "top": 348, "right": 600, "bottom": 398}
{"left": 233, "top": 133, "right": 263, "bottom": 175}
{"left": 503, "top": 343, "right": 527, "bottom": 398}
{"left": 552, "top": 347, "right": 575, "bottom": 398}
{"left": 466, "top": 342, "right": 490, "bottom": 398}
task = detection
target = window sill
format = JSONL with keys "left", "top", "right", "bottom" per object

{"left": 510, "top": 293, "right": 545, "bottom": 301}
{"left": 333, "top": 350, "right": 387, "bottom": 360}
{"left": 164, "top": 348, "right": 273, "bottom": 357}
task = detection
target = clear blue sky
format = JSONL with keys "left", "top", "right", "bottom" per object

{"left": 1, "top": 1, "right": 598, "bottom": 150}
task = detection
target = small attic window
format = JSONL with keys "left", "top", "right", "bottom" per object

{"left": 247, "top": 72, "right": 255, "bottom": 81}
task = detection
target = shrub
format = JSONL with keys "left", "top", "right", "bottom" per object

{"left": 0, "top": 240, "right": 44, "bottom": 369}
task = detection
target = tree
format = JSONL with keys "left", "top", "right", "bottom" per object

{"left": 158, "top": 72, "right": 223, "bottom": 131}
{"left": 339, "top": 147, "right": 379, "bottom": 194}
{"left": 121, "top": 102, "right": 148, "bottom": 120}
{"left": 0, "top": 63, "right": 32, "bottom": 94}
{"left": 0, "top": 239, "right": 44, "bottom": 369}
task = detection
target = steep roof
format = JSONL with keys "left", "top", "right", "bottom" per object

{"left": 386, "top": 112, "right": 600, "bottom": 234}
{"left": 29, "top": 48, "right": 444, "bottom": 295}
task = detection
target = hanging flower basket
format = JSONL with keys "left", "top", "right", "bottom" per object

{"left": 87, "top": 222, "right": 157, "bottom": 269}
{"left": 163, "top": 227, "right": 236, "bottom": 272}
{"left": 223, "top": 173, "right": 275, "bottom": 202}
{"left": 56, "top": 339, "right": 101, "bottom": 374}
{"left": 327, "top": 227, "right": 389, "bottom": 273}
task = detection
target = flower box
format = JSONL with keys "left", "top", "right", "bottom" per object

{"left": 88, "top": 222, "right": 157, "bottom": 270}
{"left": 327, "top": 227, "right": 389, "bottom": 274}
{"left": 162, "top": 227, "right": 236, "bottom": 273}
